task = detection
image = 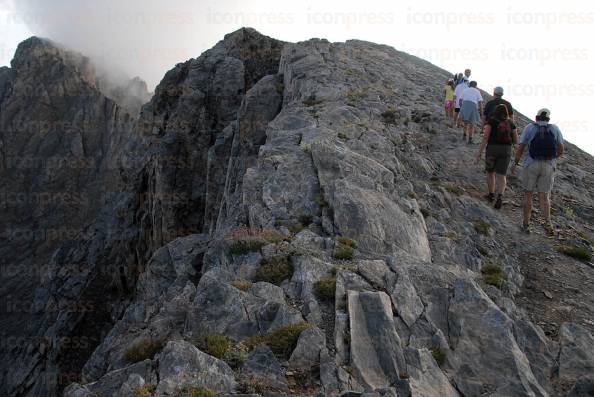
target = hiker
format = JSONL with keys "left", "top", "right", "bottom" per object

{"left": 484, "top": 86, "right": 514, "bottom": 122}
{"left": 476, "top": 104, "right": 518, "bottom": 209}
{"left": 453, "top": 78, "right": 468, "bottom": 127}
{"left": 459, "top": 81, "right": 484, "bottom": 143}
{"left": 463, "top": 68, "right": 471, "bottom": 83}
{"left": 444, "top": 78, "right": 455, "bottom": 125}
{"left": 513, "top": 109, "right": 564, "bottom": 235}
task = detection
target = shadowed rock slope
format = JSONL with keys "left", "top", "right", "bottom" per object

{"left": 1, "top": 28, "right": 593, "bottom": 397}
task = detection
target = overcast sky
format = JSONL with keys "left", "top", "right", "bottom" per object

{"left": 1, "top": 0, "right": 593, "bottom": 154}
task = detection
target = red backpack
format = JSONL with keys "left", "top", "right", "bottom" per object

{"left": 492, "top": 120, "right": 513, "bottom": 144}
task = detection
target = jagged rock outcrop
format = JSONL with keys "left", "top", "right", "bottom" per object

{"left": 1, "top": 28, "right": 593, "bottom": 397}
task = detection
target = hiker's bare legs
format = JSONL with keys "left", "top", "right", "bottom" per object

{"left": 539, "top": 192, "right": 551, "bottom": 223}
{"left": 496, "top": 174, "right": 507, "bottom": 195}
{"left": 487, "top": 172, "right": 495, "bottom": 194}
{"left": 523, "top": 191, "right": 533, "bottom": 225}
{"left": 467, "top": 123, "right": 474, "bottom": 139}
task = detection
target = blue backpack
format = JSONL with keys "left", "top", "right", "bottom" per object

{"left": 529, "top": 124, "right": 557, "bottom": 160}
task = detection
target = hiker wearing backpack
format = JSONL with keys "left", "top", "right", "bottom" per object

{"left": 513, "top": 109, "right": 564, "bottom": 235}
{"left": 459, "top": 81, "right": 484, "bottom": 143}
{"left": 444, "top": 78, "right": 456, "bottom": 125}
{"left": 453, "top": 78, "right": 468, "bottom": 127}
{"left": 484, "top": 86, "right": 514, "bottom": 123}
{"left": 475, "top": 104, "right": 518, "bottom": 209}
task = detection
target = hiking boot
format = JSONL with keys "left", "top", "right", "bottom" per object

{"left": 467, "top": 137, "right": 473, "bottom": 144}
{"left": 494, "top": 195, "right": 503, "bottom": 209}
{"left": 544, "top": 222, "right": 555, "bottom": 236}
{"left": 462, "top": 133, "right": 467, "bottom": 140}
{"left": 522, "top": 223, "right": 532, "bottom": 234}
{"left": 484, "top": 192, "right": 495, "bottom": 202}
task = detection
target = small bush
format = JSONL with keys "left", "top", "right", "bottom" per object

{"left": 420, "top": 208, "right": 431, "bottom": 218}
{"left": 443, "top": 183, "right": 464, "bottom": 196}
{"left": 334, "top": 244, "right": 354, "bottom": 260}
{"left": 381, "top": 107, "right": 398, "bottom": 124}
{"left": 133, "top": 384, "right": 156, "bottom": 397}
{"left": 225, "top": 227, "right": 283, "bottom": 255}
{"left": 337, "top": 132, "right": 349, "bottom": 140}
{"left": 481, "top": 263, "right": 507, "bottom": 289}
{"left": 399, "top": 372, "right": 410, "bottom": 380}
{"left": 559, "top": 245, "right": 592, "bottom": 261}
{"left": 245, "top": 322, "right": 312, "bottom": 357}
{"left": 124, "top": 338, "right": 165, "bottom": 363}
{"left": 254, "top": 255, "right": 294, "bottom": 285}
{"left": 275, "top": 82, "right": 285, "bottom": 95}
{"left": 431, "top": 347, "right": 446, "bottom": 367}
{"left": 298, "top": 214, "right": 313, "bottom": 227}
{"left": 474, "top": 220, "right": 492, "bottom": 236}
{"left": 173, "top": 385, "right": 219, "bottom": 397}
{"left": 303, "top": 93, "right": 323, "bottom": 107}
{"left": 336, "top": 236, "right": 357, "bottom": 249}
{"left": 237, "top": 376, "right": 268, "bottom": 395}
{"left": 314, "top": 278, "right": 337, "bottom": 301}
{"left": 192, "top": 334, "right": 230, "bottom": 359}
{"left": 223, "top": 342, "right": 248, "bottom": 369}
{"left": 314, "top": 193, "right": 329, "bottom": 208}
{"left": 231, "top": 279, "right": 252, "bottom": 291}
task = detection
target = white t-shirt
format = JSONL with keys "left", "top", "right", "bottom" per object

{"left": 460, "top": 87, "right": 483, "bottom": 104}
{"left": 453, "top": 83, "right": 468, "bottom": 107}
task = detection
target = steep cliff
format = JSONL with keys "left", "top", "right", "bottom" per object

{"left": 1, "top": 28, "right": 593, "bottom": 397}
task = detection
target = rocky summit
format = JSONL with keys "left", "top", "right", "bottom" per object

{"left": 0, "top": 28, "right": 593, "bottom": 397}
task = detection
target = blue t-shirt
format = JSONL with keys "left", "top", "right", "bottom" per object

{"left": 519, "top": 122, "right": 564, "bottom": 168}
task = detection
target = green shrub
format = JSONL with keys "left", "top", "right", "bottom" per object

{"left": 559, "top": 245, "right": 592, "bottom": 261}
{"left": 431, "top": 347, "right": 446, "bottom": 367}
{"left": 254, "top": 255, "right": 294, "bottom": 285}
{"left": 223, "top": 343, "right": 248, "bottom": 369}
{"left": 173, "top": 385, "right": 219, "bottom": 397}
{"left": 474, "top": 220, "right": 492, "bottom": 236}
{"left": 124, "top": 338, "right": 165, "bottom": 363}
{"left": 303, "top": 94, "right": 323, "bottom": 107}
{"left": 275, "top": 82, "right": 285, "bottom": 95}
{"left": 192, "top": 334, "right": 230, "bottom": 359}
{"left": 237, "top": 376, "right": 268, "bottom": 394}
{"left": 231, "top": 279, "right": 252, "bottom": 291}
{"left": 246, "top": 322, "right": 312, "bottom": 357}
{"left": 314, "top": 278, "right": 337, "bottom": 301}
{"left": 336, "top": 236, "right": 357, "bottom": 248}
{"left": 443, "top": 183, "right": 464, "bottom": 196}
{"left": 226, "top": 227, "right": 283, "bottom": 255}
{"left": 420, "top": 208, "right": 431, "bottom": 218}
{"left": 337, "top": 132, "right": 349, "bottom": 140}
{"left": 298, "top": 214, "right": 313, "bottom": 227}
{"left": 314, "top": 193, "right": 329, "bottom": 208}
{"left": 334, "top": 244, "right": 354, "bottom": 260}
{"left": 133, "top": 384, "right": 156, "bottom": 397}
{"left": 381, "top": 107, "right": 398, "bottom": 124}
{"left": 481, "top": 263, "right": 507, "bottom": 289}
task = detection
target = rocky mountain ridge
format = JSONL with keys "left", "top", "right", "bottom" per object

{"left": 0, "top": 28, "right": 593, "bottom": 397}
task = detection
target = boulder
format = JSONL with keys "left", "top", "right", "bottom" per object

{"left": 156, "top": 340, "right": 236, "bottom": 395}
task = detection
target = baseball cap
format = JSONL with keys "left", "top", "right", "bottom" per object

{"left": 494, "top": 86, "right": 504, "bottom": 95}
{"left": 537, "top": 108, "right": 551, "bottom": 118}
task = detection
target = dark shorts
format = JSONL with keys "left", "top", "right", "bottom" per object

{"left": 454, "top": 108, "right": 460, "bottom": 113}
{"left": 485, "top": 144, "right": 512, "bottom": 175}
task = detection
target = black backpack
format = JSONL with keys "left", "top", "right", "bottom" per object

{"left": 529, "top": 124, "right": 557, "bottom": 160}
{"left": 492, "top": 120, "right": 513, "bottom": 144}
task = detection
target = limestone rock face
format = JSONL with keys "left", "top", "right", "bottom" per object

{"left": 1, "top": 28, "right": 593, "bottom": 397}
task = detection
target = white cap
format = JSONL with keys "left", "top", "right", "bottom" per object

{"left": 537, "top": 108, "right": 551, "bottom": 118}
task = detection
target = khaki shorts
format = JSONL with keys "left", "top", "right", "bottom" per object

{"left": 522, "top": 160, "right": 555, "bottom": 192}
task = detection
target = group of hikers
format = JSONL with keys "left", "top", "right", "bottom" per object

{"left": 443, "top": 69, "right": 565, "bottom": 235}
